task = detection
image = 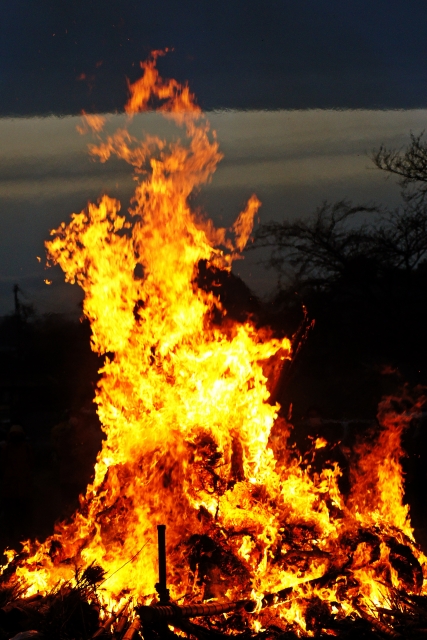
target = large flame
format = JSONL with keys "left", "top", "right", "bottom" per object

{"left": 8, "top": 54, "right": 427, "bottom": 634}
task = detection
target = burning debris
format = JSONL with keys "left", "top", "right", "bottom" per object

{"left": 1, "top": 52, "right": 427, "bottom": 638}
{"left": 2, "top": 519, "right": 427, "bottom": 638}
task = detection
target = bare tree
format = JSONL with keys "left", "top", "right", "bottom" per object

{"left": 252, "top": 132, "right": 427, "bottom": 288}
{"left": 373, "top": 132, "right": 427, "bottom": 204}
{"left": 373, "top": 203, "right": 427, "bottom": 272}
{"left": 252, "top": 201, "right": 377, "bottom": 289}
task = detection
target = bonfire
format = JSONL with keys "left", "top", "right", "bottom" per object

{"left": 1, "top": 52, "right": 427, "bottom": 639}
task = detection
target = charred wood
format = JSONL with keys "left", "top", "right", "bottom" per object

{"left": 355, "top": 604, "right": 403, "bottom": 639}
{"left": 137, "top": 600, "right": 253, "bottom": 623}
{"left": 174, "top": 617, "right": 249, "bottom": 640}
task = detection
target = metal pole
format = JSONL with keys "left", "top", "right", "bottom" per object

{"left": 155, "top": 524, "right": 170, "bottom": 604}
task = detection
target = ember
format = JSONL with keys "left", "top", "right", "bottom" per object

{"left": 1, "top": 52, "right": 427, "bottom": 639}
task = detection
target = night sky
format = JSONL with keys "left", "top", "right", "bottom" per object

{"left": 1, "top": 0, "right": 427, "bottom": 115}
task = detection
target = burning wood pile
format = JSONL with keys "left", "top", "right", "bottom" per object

{"left": 1, "top": 53, "right": 427, "bottom": 639}
{"left": 2, "top": 514, "right": 427, "bottom": 640}
{"left": 3, "top": 513, "right": 427, "bottom": 639}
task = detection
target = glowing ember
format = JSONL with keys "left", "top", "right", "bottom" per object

{"left": 5, "top": 53, "right": 427, "bottom": 635}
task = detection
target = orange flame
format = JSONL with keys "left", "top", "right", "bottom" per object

{"left": 8, "top": 55, "right": 427, "bottom": 634}
{"left": 76, "top": 112, "right": 106, "bottom": 135}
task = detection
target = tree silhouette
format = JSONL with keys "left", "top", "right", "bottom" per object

{"left": 252, "top": 132, "right": 427, "bottom": 289}
{"left": 251, "top": 201, "right": 377, "bottom": 291}
{"left": 373, "top": 132, "right": 427, "bottom": 204}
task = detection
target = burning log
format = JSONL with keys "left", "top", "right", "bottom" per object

{"left": 122, "top": 617, "right": 141, "bottom": 640}
{"left": 137, "top": 599, "right": 253, "bottom": 623}
{"left": 173, "top": 618, "right": 244, "bottom": 640}
{"left": 114, "top": 608, "right": 129, "bottom": 636}
{"left": 92, "top": 601, "right": 128, "bottom": 638}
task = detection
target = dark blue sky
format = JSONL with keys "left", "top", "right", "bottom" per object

{"left": 1, "top": 0, "right": 427, "bottom": 114}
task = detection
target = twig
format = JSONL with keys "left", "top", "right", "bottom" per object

{"left": 98, "top": 542, "right": 150, "bottom": 588}
{"left": 355, "top": 603, "right": 402, "bottom": 639}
